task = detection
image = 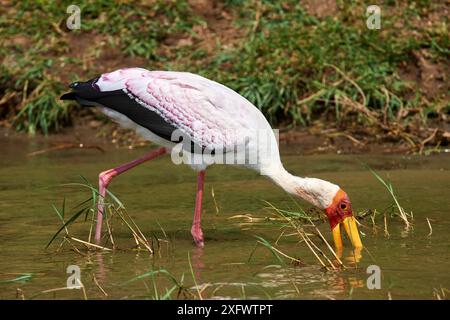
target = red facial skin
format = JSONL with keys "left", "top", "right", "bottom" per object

{"left": 325, "top": 189, "right": 354, "bottom": 229}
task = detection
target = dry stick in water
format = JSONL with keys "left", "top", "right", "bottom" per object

{"left": 211, "top": 187, "right": 220, "bottom": 215}
{"left": 257, "top": 239, "right": 304, "bottom": 265}
{"left": 124, "top": 210, "right": 153, "bottom": 252}
{"left": 114, "top": 208, "right": 153, "bottom": 253}
{"left": 211, "top": 284, "right": 225, "bottom": 297}
{"left": 370, "top": 210, "right": 377, "bottom": 234}
{"left": 53, "top": 206, "right": 113, "bottom": 252}
{"left": 313, "top": 226, "right": 345, "bottom": 268}
{"left": 105, "top": 207, "right": 116, "bottom": 249}
{"left": 93, "top": 274, "right": 108, "bottom": 297}
{"left": 306, "top": 233, "right": 337, "bottom": 270}
{"left": 426, "top": 218, "right": 433, "bottom": 237}
{"left": 291, "top": 281, "right": 300, "bottom": 295}
{"left": 131, "top": 234, "right": 140, "bottom": 248}
{"left": 77, "top": 279, "right": 88, "bottom": 300}
{"left": 299, "top": 233, "right": 328, "bottom": 270}
{"left": 268, "top": 202, "right": 335, "bottom": 269}
{"left": 302, "top": 215, "right": 346, "bottom": 267}
{"left": 38, "top": 279, "right": 88, "bottom": 300}
{"left": 384, "top": 214, "right": 390, "bottom": 238}
{"left": 68, "top": 236, "right": 112, "bottom": 251}
{"left": 275, "top": 229, "right": 287, "bottom": 246}
{"left": 27, "top": 143, "right": 104, "bottom": 157}
{"left": 69, "top": 242, "right": 87, "bottom": 257}
{"left": 326, "top": 132, "right": 365, "bottom": 146}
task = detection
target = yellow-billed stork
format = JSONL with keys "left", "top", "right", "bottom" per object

{"left": 61, "top": 68, "right": 362, "bottom": 249}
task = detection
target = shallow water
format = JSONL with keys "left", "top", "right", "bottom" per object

{"left": 0, "top": 135, "right": 449, "bottom": 300}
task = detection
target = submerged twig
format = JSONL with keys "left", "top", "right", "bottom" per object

{"left": 68, "top": 236, "right": 112, "bottom": 251}
{"left": 299, "top": 233, "right": 328, "bottom": 269}
{"left": 255, "top": 236, "right": 304, "bottom": 265}
{"left": 426, "top": 218, "right": 433, "bottom": 237}
{"left": 93, "top": 274, "right": 108, "bottom": 297}
{"left": 211, "top": 187, "right": 220, "bottom": 215}
{"left": 384, "top": 214, "right": 390, "bottom": 238}
{"left": 27, "top": 143, "right": 104, "bottom": 157}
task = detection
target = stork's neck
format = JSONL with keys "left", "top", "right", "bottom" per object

{"left": 264, "top": 164, "right": 339, "bottom": 209}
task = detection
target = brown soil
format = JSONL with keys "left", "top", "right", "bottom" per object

{"left": 399, "top": 50, "right": 449, "bottom": 100}
{"left": 54, "top": 0, "right": 242, "bottom": 82}
{"left": 302, "top": 0, "right": 338, "bottom": 18}
{"left": 157, "top": 0, "right": 244, "bottom": 67}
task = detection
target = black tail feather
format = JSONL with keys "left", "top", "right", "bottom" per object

{"left": 60, "top": 92, "right": 78, "bottom": 100}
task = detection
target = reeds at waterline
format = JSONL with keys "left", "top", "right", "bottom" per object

{"left": 368, "top": 167, "right": 413, "bottom": 228}
{"left": 239, "top": 200, "right": 347, "bottom": 271}
{"left": 46, "top": 177, "right": 160, "bottom": 254}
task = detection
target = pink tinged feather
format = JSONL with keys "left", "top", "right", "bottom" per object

{"left": 95, "top": 68, "right": 263, "bottom": 150}
{"left": 97, "top": 68, "right": 149, "bottom": 91}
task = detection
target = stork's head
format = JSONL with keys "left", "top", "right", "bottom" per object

{"left": 270, "top": 172, "right": 363, "bottom": 249}
{"left": 324, "top": 189, "right": 363, "bottom": 249}
{"left": 290, "top": 178, "right": 363, "bottom": 249}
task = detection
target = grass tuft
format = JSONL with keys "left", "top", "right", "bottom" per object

{"left": 47, "top": 177, "right": 158, "bottom": 254}
{"left": 0, "top": 0, "right": 447, "bottom": 148}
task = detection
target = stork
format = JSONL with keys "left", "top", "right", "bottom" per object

{"left": 61, "top": 68, "right": 362, "bottom": 249}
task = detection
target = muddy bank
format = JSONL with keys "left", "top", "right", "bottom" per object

{"left": 2, "top": 118, "right": 449, "bottom": 157}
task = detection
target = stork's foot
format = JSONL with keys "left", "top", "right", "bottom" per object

{"left": 191, "top": 226, "right": 204, "bottom": 248}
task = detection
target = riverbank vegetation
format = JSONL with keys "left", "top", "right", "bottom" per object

{"left": 1, "top": 0, "right": 448, "bottom": 151}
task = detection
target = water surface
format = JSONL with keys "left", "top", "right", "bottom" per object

{"left": 0, "top": 135, "right": 449, "bottom": 299}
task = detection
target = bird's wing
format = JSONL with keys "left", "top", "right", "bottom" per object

{"left": 96, "top": 68, "right": 260, "bottom": 151}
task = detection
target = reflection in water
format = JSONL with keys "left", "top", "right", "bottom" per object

{"left": 335, "top": 247, "right": 363, "bottom": 265}
{"left": 190, "top": 247, "right": 205, "bottom": 299}
{"left": 400, "top": 225, "right": 413, "bottom": 238}
{"left": 191, "top": 247, "right": 205, "bottom": 279}
{"left": 81, "top": 244, "right": 367, "bottom": 299}
{"left": 95, "top": 252, "right": 107, "bottom": 284}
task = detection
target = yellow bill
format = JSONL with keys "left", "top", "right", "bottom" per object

{"left": 332, "top": 216, "right": 363, "bottom": 249}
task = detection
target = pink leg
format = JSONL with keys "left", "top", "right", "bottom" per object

{"left": 95, "top": 147, "right": 167, "bottom": 244}
{"left": 191, "top": 170, "right": 206, "bottom": 247}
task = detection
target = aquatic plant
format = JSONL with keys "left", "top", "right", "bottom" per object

{"left": 47, "top": 177, "right": 158, "bottom": 254}
{"left": 123, "top": 268, "right": 190, "bottom": 300}
{"left": 368, "top": 167, "right": 413, "bottom": 228}
{"left": 243, "top": 201, "right": 346, "bottom": 271}
{"left": 236, "top": 167, "right": 414, "bottom": 268}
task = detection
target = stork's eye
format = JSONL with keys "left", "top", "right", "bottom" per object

{"left": 340, "top": 203, "right": 347, "bottom": 210}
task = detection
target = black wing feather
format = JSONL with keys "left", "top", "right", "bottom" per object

{"left": 60, "top": 77, "right": 178, "bottom": 142}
